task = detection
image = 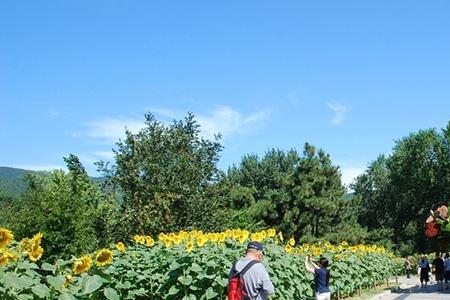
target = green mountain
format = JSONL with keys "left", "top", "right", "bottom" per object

{"left": 0, "top": 166, "right": 103, "bottom": 196}
{"left": 0, "top": 167, "right": 49, "bottom": 196}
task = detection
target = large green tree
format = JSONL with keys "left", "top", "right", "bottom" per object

{"left": 97, "top": 113, "right": 224, "bottom": 236}
{"left": 222, "top": 145, "right": 348, "bottom": 241}
{"left": 353, "top": 122, "right": 450, "bottom": 254}
{"left": 1, "top": 155, "right": 118, "bottom": 260}
{"left": 287, "top": 143, "right": 346, "bottom": 240}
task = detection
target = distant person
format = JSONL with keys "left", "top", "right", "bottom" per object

{"left": 444, "top": 252, "right": 450, "bottom": 290}
{"left": 432, "top": 252, "right": 445, "bottom": 291}
{"left": 404, "top": 256, "right": 413, "bottom": 278}
{"left": 228, "top": 241, "right": 275, "bottom": 300}
{"left": 305, "top": 255, "right": 331, "bottom": 300}
{"left": 419, "top": 255, "right": 430, "bottom": 288}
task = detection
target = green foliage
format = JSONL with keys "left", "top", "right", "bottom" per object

{"left": 0, "top": 233, "right": 400, "bottom": 300}
{"left": 97, "top": 113, "right": 224, "bottom": 236}
{"left": 222, "top": 145, "right": 348, "bottom": 241}
{"left": 1, "top": 155, "right": 119, "bottom": 261}
{"left": 353, "top": 121, "right": 450, "bottom": 255}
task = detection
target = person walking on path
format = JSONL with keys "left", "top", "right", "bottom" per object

{"left": 404, "top": 256, "right": 413, "bottom": 278}
{"left": 444, "top": 252, "right": 450, "bottom": 290}
{"left": 228, "top": 241, "right": 275, "bottom": 300}
{"left": 305, "top": 255, "right": 331, "bottom": 300}
{"left": 432, "top": 252, "right": 445, "bottom": 291}
{"left": 419, "top": 255, "right": 430, "bottom": 288}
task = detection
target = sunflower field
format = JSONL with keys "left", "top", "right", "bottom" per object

{"left": 0, "top": 227, "right": 402, "bottom": 300}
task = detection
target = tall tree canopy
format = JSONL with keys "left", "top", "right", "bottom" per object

{"left": 223, "top": 144, "right": 347, "bottom": 242}
{"left": 98, "top": 113, "right": 224, "bottom": 235}
{"left": 353, "top": 122, "right": 450, "bottom": 254}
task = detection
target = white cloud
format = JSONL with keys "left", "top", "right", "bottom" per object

{"left": 327, "top": 102, "right": 348, "bottom": 125}
{"left": 151, "top": 106, "right": 270, "bottom": 140}
{"left": 85, "top": 118, "right": 145, "bottom": 142}
{"left": 196, "top": 106, "right": 269, "bottom": 139}
{"left": 340, "top": 167, "right": 365, "bottom": 190}
{"left": 82, "top": 106, "right": 269, "bottom": 144}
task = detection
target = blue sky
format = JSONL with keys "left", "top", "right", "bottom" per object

{"left": 1, "top": 1, "right": 450, "bottom": 187}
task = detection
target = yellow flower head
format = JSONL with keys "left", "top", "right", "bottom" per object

{"left": 4, "top": 249, "right": 19, "bottom": 261}
{"left": 0, "top": 228, "right": 14, "bottom": 248}
{"left": 95, "top": 249, "right": 113, "bottom": 267}
{"left": 284, "top": 244, "right": 294, "bottom": 254}
{"left": 238, "top": 231, "right": 249, "bottom": 244}
{"left": 289, "top": 237, "right": 296, "bottom": 247}
{"left": 19, "top": 238, "right": 32, "bottom": 253}
{"left": 196, "top": 235, "right": 207, "bottom": 247}
{"left": 31, "top": 232, "right": 43, "bottom": 247}
{"left": 133, "top": 235, "right": 145, "bottom": 245}
{"left": 250, "top": 233, "right": 263, "bottom": 242}
{"left": 186, "top": 240, "right": 194, "bottom": 253}
{"left": 218, "top": 233, "right": 227, "bottom": 243}
{"left": 116, "top": 242, "right": 126, "bottom": 253}
{"left": 145, "top": 236, "right": 155, "bottom": 247}
{"left": 173, "top": 235, "right": 182, "bottom": 245}
{"left": 28, "top": 245, "right": 44, "bottom": 262}
{"left": 267, "top": 228, "right": 276, "bottom": 238}
{"left": 277, "top": 231, "right": 284, "bottom": 241}
{"left": 64, "top": 274, "right": 73, "bottom": 288}
{"left": 0, "top": 250, "right": 10, "bottom": 266}
{"left": 73, "top": 255, "right": 92, "bottom": 275}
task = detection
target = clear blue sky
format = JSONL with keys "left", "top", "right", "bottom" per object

{"left": 1, "top": 1, "right": 450, "bottom": 186}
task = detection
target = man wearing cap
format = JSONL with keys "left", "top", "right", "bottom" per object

{"left": 228, "top": 241, "right": 275, "bottom": 300}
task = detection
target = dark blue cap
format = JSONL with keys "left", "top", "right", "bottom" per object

{"left": 247, "top": 241, "right": 264, "bottom": 252}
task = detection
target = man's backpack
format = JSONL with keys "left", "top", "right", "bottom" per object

{"left": 228, "top": 260, "right": 260, "bottom": 300}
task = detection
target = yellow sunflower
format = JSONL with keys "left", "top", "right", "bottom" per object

{"left": 19, "top": 238, "right": 32, "bottom": 253}
{"left": 4, "top": 249, "right": 19, "bottom": 261}
{"left": 28, "top": 245, "right": 44, "bottom": 262}
{"left": 0, "top": 228, "right": 13, "bottom": 248}
{"left": 64, "top": 274, "right": 73, "bottom": 288}
{"left": 277, "top": 231, "right": 284, "bottom": 241}
{"left": 284, "top": 244, "right": 294, "bottom": 254}
{"left": 116, "top": 242, "right": 126, "bottom": 253}
{"left": 186, "top": 240, "right": 194, "bottom": 253}
{"left": 289, "top": 237, "right": 296, "bottom": 247}
{"left": 95, "top": 249, "right": 113, "bottom": 267}
{"left": 133, "top": 235, "right": 145, "bottom": 245}
{"left": 72, "top": 255, "right": 92, "bottom": 275}
{"left": 145, "top": 236, "right": 155, "bottom": 247}
{"left": 0, "top": 250, "right": 9, "bottom": 266}
{"left": 31, "top": 232, "right": 43, "bottom": 247}
{"left": 267, "top": 228, "right": 276, "bottom": 238}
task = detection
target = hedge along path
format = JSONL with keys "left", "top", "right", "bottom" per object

{"left": 0, "top": 228, "right": 403, "bottom": 299}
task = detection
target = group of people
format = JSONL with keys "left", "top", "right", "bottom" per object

{"left": 228, "top": 241, "right": 330, "bottom": 300}
{"left": 409, "top": 252, "right": 450, "bottom": 291}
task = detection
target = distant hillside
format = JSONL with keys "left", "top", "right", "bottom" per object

{"left": 0, "top": 166, "right": 103, "bottom": 196}
{"left": 0, "top": 167, "right": 48, "bottom": 195}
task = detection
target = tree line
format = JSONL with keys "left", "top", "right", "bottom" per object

{"left": 1, "top": 113, "right": 449, "bottom": 260}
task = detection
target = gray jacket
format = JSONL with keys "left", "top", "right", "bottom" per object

{"left": 229, "top": 258, "right": 275, "bottom": 300}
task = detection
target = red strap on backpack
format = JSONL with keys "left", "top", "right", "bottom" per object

{"left": 228, "top": 260, "right": 260, "bottom": 300}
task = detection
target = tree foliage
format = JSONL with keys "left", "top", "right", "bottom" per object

{"left": 222, "top": 144, "right": 349, "bottom": 242}
{"left": 97, "top": 113, "right": 224, "bottom": 236}
{"left": 1, "top": 155, "right": 119, "bottom": 261}
{"left": 353, "top": 122, "right": 450, "bottom": 254}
